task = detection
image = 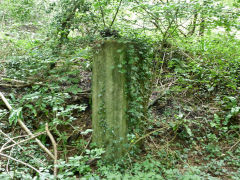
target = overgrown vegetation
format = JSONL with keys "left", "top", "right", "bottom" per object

{"left": 0, "top": 0, "right": 239, "bottom": 179}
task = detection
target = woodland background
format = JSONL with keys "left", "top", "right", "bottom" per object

{"left": 0, "top": 0, "right": 240, "bottom": 179}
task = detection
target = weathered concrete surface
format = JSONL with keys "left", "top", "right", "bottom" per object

{"left": 92, "top": 40, "right": 127, "bottom": 159}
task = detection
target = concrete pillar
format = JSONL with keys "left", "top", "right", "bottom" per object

{"left": 92, "top": 40, "right": 127, "bottom": 160}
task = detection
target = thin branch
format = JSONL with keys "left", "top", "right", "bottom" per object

{"left": 134, "top": 0, "right": 164, "bottom": 34}
{"left": 162, "top": 8, "right": 179, "bottom": 41}
{"left": 133, "top": 126, "right": 168, "bottom": 145}
{"left": 0, "top": 83, "right": 32, "bottom": 88}
{"left": 98, "top": 0, "right": 106, "bottom": 27}
{"left": 0, "top": 130, "right": 46, "bottom": 166}
{"left": 149, "top": 136, "right": 159, "bottom": 149}
{"left": 0, "top": 152, "right": 43, "bottom": 175}
{"left": 45, "top": 123, "right": 58, "bottom": 177}
{"left": 0, "top": 133, "right": 28, "bottom": 150}
{"left": 0, "top": 92, "right": 55, "bottom": 159}
{"left": 6, "top": 148, "right": 14, "bottom": 179}
{"left": 2, "top": 78, "right": 29, "bottom": 84}
{"left": 1, "top": 131, "right": 46, "bottom": 152}
{"left": 0, "top": 78, "right": 46, "bottom": 88}
{"left": 80, "top": 135, "right": 92, "bottom": 156}
{"left": 228, "top": 138, "right": 240, "bottom": 152}
{"left": 110, "top": 0, "right": 123, "bottom": 28}
{"left": 164, "top": 13, "right": 194, "bottom": 41}
{"left": 151, "top": 51, "right": 166, "bottom": 90}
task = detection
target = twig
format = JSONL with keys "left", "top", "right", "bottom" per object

{"left": 80, "top": 135, "right": 92, "bottom": 156}
{"left": 6, "top": 148, "right": 14, "bottom": 179}
{"left": 0, "top": 78, "right": 46, "bottom": 88}
{"left": 0, "top": 130, "right": 46, "bottom": 166}
{"left": 45, "top": 123, "right": 58, "bottom": 177}
{"left": 0, "top": 133, "right": 28, "bottom": 150}
{"left": 0, "top": 152, "right": 43, "bottom": 175}
{"left": 110, "top": 0, "right": 123, "bottom": 28}
{"left": 228, "top": 138, "right": 240, "bottom": 152}
{"left": 98, "top": 0, "right": 106, "bottom": 27}
{"left": 1, "top": 78, "right": 28, "bottom": 84}
{"left": 1, "top": 131, "right": 46, "bottom": 152}
{"left": 149, "top": 136, "right": 159, "bottom": 149}
{"left": 0, "top": 92, "right": 55, "bottom": 159}
{"left": 160, "top": 51, "right": 166, "bottom": 75}
{"left": 1, "top": 78, "right": 45, "bottom": 85}
{"left": 133, "top": 126, "right": 168, "bottom": 145}
{"left": 0, "top": 83, "right": 30, "bottom": 88}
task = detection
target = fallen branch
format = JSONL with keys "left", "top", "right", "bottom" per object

{"left": 0, "top": 152, "right": 43, "bottom": 175}
{"left": 0, "top": 92, "right": 55, "bottom": 159}
{"left": 0, "top": 83, "right": 30, "bottom": 88}
{"left": 2, "top": 78, "right": 28, "bottom": 84}
{"left": 0, "top": 78, "right": 46, "bottom": 88}
{"left": 133, "top": 126, "right": 168, "bottom": 145}
{"left": 45, "top": 123, "right": 58, "bottom": 177}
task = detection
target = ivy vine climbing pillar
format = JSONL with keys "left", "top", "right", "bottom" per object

{"left": 92, "top": 40, "right": 127, "bottom": 160}
{"left": 92, "top": 39, "right": 151, "bottom": 160}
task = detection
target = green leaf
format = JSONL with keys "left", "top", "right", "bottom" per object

{"left": 9, "top": 107, "right": 23, "bottom": 125}
{"left": 25, "top": 104, "right": 37, "bottom": 116}
{"left": 184, "top": 124, "right": 193, "bottom": 137}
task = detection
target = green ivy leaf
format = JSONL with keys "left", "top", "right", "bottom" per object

{"left": 25, "top": 104, "right": 37, "bottom": 116}
{"left": 184, "top": 124, "right": 193, "bottom": 137}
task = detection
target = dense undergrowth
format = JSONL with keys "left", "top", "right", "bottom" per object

{"left": 0, "top": 0, "right": 240, "bottom": 179}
